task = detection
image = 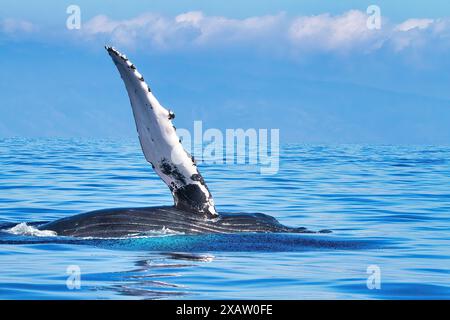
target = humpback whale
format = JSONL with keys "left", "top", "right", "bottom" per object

{"left": 36, "top": 47, "right": 329, "bottom": 238}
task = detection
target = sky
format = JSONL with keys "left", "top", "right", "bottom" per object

{"left": 1, "top": 1, "right": 450, "bottom": 144}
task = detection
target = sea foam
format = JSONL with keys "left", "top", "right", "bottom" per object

{"left": 6, "top": 223, "right": 57, "bottom": 237}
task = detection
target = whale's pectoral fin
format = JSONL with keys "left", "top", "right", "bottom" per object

{"left": 106, "top": 46, "right": 217, "bottom": 217}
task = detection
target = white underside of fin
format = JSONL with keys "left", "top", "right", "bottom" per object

{"left": 106, "top": 46, "right": 217, "bottom": 217}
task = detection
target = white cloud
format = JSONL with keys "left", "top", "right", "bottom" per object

{"left": 389, "top": 18, "right": 450, "bottom": 52}
{"left": 288, "top": 10, "right": 385, "bottom": 53}
{"left": 182, "top": 12, "right": 285, "bottom": 46}
{"left": 83, "top": 15, "right": 120, "bottom": 34}
{"left": 395, "top": 18, "right": 434, "bottom": 32}
{"left": 4, "top": 11, "right": 450, "bottom": 56}
{"left": 0, "top": 18, "right": 36, "bottom": 35}
{"left": 81, "top": 11, "right": 285, "bottom": 51}
{"left": 84, "top": 10, "right": 384, "bottom": 53}
{"left": 175, "top": 11, "right": 203, "bottom": 26}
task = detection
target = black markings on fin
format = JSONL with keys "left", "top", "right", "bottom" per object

{"left": 174, "top": 184, "right": 207, "bottom": 214}
{"left": 160, "top": 158, "right": 187, "bottom": 185}
{"left": 191, "top": 173, "right": 205, "bottom": 185}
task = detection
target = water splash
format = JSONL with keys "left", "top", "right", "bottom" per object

{"left": 6, "top": 223, "right": 57, "bottom": 237}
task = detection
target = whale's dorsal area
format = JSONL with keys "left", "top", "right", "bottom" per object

{"left": 38, "top": 206, "right": 314, "bottom": 238}
{"left": 106, "top": 46, "right": 217, "bottom": 217}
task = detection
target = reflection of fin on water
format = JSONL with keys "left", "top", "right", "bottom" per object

{"left": 164, "top": 252, "right": 215, "bottom": 262}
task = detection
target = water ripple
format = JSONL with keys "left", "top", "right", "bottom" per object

{"left": 0, "top": 139, "right": 449, "bottom": 299}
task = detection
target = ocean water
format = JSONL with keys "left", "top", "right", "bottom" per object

{"left": 0, "top": 138, "right": 449, "bottom": 299}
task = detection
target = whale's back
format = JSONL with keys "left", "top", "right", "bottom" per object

{"left": 38, "top": 206, "right": 312, "bottom": 238}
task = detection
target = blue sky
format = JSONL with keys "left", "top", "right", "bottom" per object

{"left": 1, "top": 1, "right": 450, "bottom": 144}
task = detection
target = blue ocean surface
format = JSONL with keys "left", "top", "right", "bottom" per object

{"left": 0, "top": 138, "right": 449, "bottom": 299}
